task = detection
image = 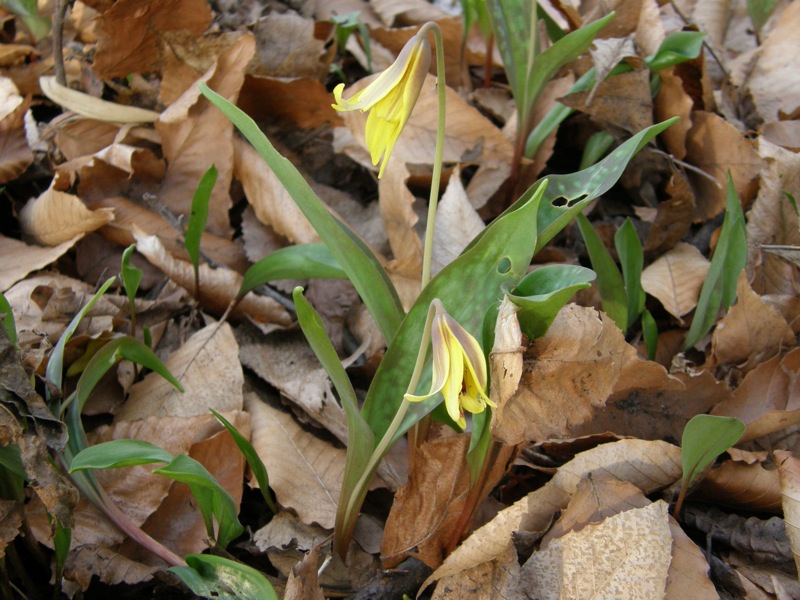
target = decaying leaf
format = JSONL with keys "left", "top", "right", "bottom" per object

{"left": 492, "top": 305, "right": 640, "bottom": 444}
{"left": 523, "top": 501, "right": 672, "bottom": 599}
{"left": 0, "top": 235, "right": 82, "bottom": 292}
{"left": 776, "top": 450, "right": 800, "bottom": 576}
{"left": 245, "top": 392, "right": 344, "bottom": 529}
{"left": 431, "top": 168, "right": 485, "bottom": 276}
{"left": 117, "top": 322, "right": 243, "bottom": 420}
{"left": 422, "top": 439, "right": 682, "bottom": 593}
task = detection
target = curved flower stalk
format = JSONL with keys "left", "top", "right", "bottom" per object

{"left": 405, "top": 299, "right": 495, "bottom": 428}
{"left": 332, "top": 32, "right": 431, "bottom": 178}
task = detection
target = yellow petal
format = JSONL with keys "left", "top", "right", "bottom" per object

{"left": 404, "top": 313, "right": 450, "bottom": 403}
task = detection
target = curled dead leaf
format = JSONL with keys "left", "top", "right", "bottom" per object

{"left": 19, "top": 187, "right": 114, "bottom": 246}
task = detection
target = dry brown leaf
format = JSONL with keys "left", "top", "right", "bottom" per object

{"left": 429, "top": 546, "right": 523, "bottom": 600}
{"left": 665, "top": 516, "right": 720, "bottom": 600}
{"left": 775, "top": 450, "right": 800, "bottom": 575}
{"left": 654, "top": 68, "right": 694, "bottom": 160}
{"left": 422, "top": 439, "right": 682, "bottom": 592}
{"left": 492, "top": 305, "right": 637, "bottom": 445}
{"left": 245, "top": 392, "right": 344, "bottom": 529}
{"left": 370, "top": 0, "right": 449, "bottom": 27}
{"left": 0, "top": 78, "right": 32, "bottom": 184}
{"left": 522, "top": 501, "right": 672, "bottom": 600}
{"left": 54, "top": 119, "right": 124, "bottom": 161}
{"left": 132, "top": 230, "right": 291, "bottom": 327}
{"left": 381, "top": 434, "right": 516, "bottom": 570}
{"left": 641, "top": 242, "right": 710, "bottom": 319}
{"left": 745, "top": 0, "right": 800, "bottom": 123}
{"left": 747, "top": 139, "right": 800, "bottom": 296}
{"left": 577, "top": 368, "right": 731, "bottom": 441}
{"left": 431, "top": 168, "right": 485, "bottom": 276}
{"left": 252, "top": 12, "right": 331, "bottom": 80}
{"left": 644, "top": 168, "right": 696, "bottom": 254}
{"left": 684, "top": 111, "right": 761, "bottom": 221}
{"left": 695, "top": 451, "right": 782, "bottom": 513}
{"left": 0, "top": 501, "right": 22, "bottom": 559}
{"left": 712, "top": 348, "right": 800, "bottom": 443}
{"left": 284, "top": 545, "right": 325, "bottom": 600}
{"left": 762, "top": 121, "right": 800, "bottom": 152}
{"left": 157, "top": 34, "right": 255, "bottom": 238}
{"left": 95, "top": 196, "right": 249, "bottom": 274}
{"left": 238, "top": 75, "right": 341, "bottom": 130}
{"left": 19, "top": 186, "right": 114, "bottom": 246}
{"left": 92, "top": 0, "right": 213, "bottom": 79}
{"left": 0, "top": 235, "right": 82, "bottom": 292}
{"left": 117, "top": 322, "right": 243, "bottom": 421}
{"left": 334, "top": 73, "right": 513, "bottom": 209}
{"left": 234, "top": 136, "right": 319, "bottom": 244}
{"left": 541, "top": 476, "right": 651, "bottom": 547}
{"left": 710, "top": 272, "right": 795, "bottom": 370}
{"left": 560, "top": 69, "right": 653, "bottom": 135}
{"left": 379, "top": 161, "right": 423, "bottom": 277}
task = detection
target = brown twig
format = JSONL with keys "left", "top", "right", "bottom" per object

{"left": 52, "top": 0, "right": 71, "bottom": 86}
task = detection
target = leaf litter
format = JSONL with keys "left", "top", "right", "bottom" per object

{"left": 0, "top": 0, "right": 799, "bottom": 597}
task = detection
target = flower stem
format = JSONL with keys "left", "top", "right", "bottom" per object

{"left": 419, "top": 22, "right": 447, "bottom": 289}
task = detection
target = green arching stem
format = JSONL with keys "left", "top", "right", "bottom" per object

{"left": 419, "top": 22, "right": 447, "bottom": 288}
{"left": 340, "top": 302, "right": 437, "bottom": 534}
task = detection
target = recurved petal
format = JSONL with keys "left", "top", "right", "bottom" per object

{"left": 404, "top": 314, "right": 449, "bottom": 403}
{"left": 443, "top": 314, "right": 488, "bottom": 388}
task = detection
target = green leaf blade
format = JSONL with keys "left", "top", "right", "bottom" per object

{"left": 239, "top": 244, "right": 346, "bottom": 299}
{"left": 69, "top": 440, "right": 174, "bottom": 472}
{"left": 171, "top": 554, "right": 278, "bottom": 600}
{"left": 681, "top": 414, "right": 745, "bottom": 486}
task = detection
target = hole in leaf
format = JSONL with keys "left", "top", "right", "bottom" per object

{"left": 497, "top": 257, "right": 511, "bottom": 274}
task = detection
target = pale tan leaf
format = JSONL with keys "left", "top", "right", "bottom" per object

{"left": 523, "top": 501, "right": 672, "bottom": 600}
{"left": 641, "top": 242, "right": 710, "bottom": 319}
{"left": 0, "top": 235, "right": 81, "bottom": 292}
{"left": 490, "top": 296, "right": 524, "bottom": 414}
{"left": 379, "top": 161, "right": 422, "bottom": 273}
{"left": 775, "top": 450, "right": 800, "bottom": 575}
{"left": 132, "top": 230, "right": 291, "bottom": 327}
{"left": 19, "top": 187, "right": 114, "bottom": 246}
{"left": 713, "top": 348, "right": 800, "bottom": 443}
{"left": 369, "top": 0, "right": 449, "bottom": 26}
{"left": 0, "top": 77, "right": 32, "bottom": 184}
{"left": 234, "top": 136, "right": 319, "bottom": 245}
{"left": 39, "top": 76, "right": 160, "bottom": 123}
{"left": 665, "top": 517, "right": 720, "bottom": 599}
{"left": 64, "top": 546, "right": 159, "bottom": 590}
{"left": 745, "top": 0, "right": 800, "bottom": 123}
{"left": 747, "top": 139, "right": 800, "bottom": 296}
{"left": 491, "top": 305, "right": 635, "bottom": 445}
{"left": 117, "top": 322, "right": 243, "bottom": 421}
{"left": 710, "top": 272, "right": 795, "bottom": 370}
{"left": 245, "top": 392, "right": 344, "bottom": 529}
{"left": 430, "top": 546, "right": 523, "bottom": 600}
{"left": 422, "top": 439, "right": 682, "bottom": 592}
{"left": 284, "top": 545, "right": 325, "bottom": 600}
{"left": 334, "top": 73, "right": 514, "bottom": 209}
{"left": 251, "top": 12, "right": 331, "bottom": 80}
{"left": 157, "top": 34, "right": 255, "bottom": 238}
{"left": 431, "top": 168, "right": 485, "bottom": 276}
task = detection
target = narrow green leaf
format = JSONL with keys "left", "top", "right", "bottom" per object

{"left": 0, "top": 292, "right": 16, "bottom": 346}
{"left": 683, "top": 174, "right": 747, "bottom": 350}
{"left": 238, "top": 244, "right": 346, "bottom": 299}
{"left": 747, "top": 0, "right": 778, "bottom": 41}
{"left": 576, "top": 214, "right": 627, "bottom": 331}
{"left": 579, "top": 131, "right": 615, "bottom": 170}
{"left": 681, "top": 414, "right": 745, "bottom": 487}
{"left": 642, "top": 309, "right": 658, "bottom": 361}
{"left": 185, "top": 165, "right": 218, "bottom": 280}
{"left": 155, "top": 454, "right": 244, "bottom": 548}
{"left": 199, "top": 83, "right": 404, "bottom": 343}
{"left": 120, "top": 244, "right": 143, "bottom": 307}
{"left": 535, "top": 119, "right": 678, "bottom": 252}
{"left": 170, "top": 554, "right": 278, "bottom": 600}
{"left": 69, "top": 440, "right": 174, "bottom": 472}
{"left": 506, "top": 264, "right": 595, "bottom": 338}
{"left": 210, "top": 409, "right": 278, "bottom": 514}
{"left": 615, "top": 218, "right": 646, "bottom": 329}
{"left": 46, "top": 277, "right": 115, "bottom": 399}
{"left": 53, "top": 520, "right": 71, "bottom": 584}
{"left": 644, "top": 31, "right": 706, "bottom": 71}
{"left": 0, "top": 445, "right": 26, "bottom": 481}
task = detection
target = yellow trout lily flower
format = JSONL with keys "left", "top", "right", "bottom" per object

{"left": 332, "top": 32, "right": 431, "bottom": 178}
{"left": 405, "top": 300, "right": 495, "bottom": 429}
